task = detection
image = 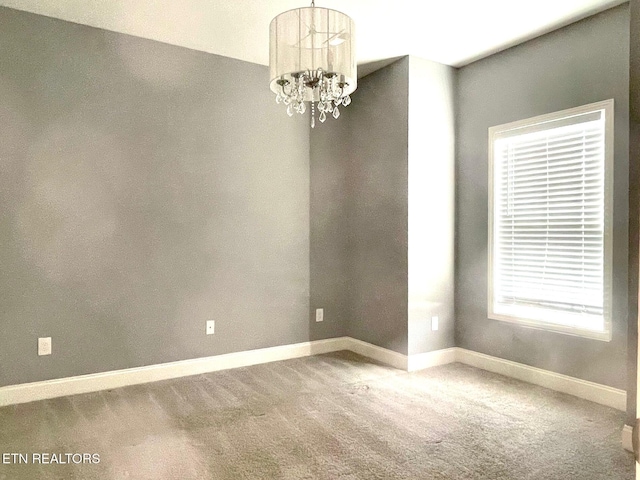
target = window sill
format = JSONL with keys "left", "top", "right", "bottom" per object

{"left": 487, "top": 312, "right": 612, "bottom": 342}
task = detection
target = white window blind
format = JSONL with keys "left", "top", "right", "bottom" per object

{"left": 488, "top": 100, "right": 613, "bottom": 340}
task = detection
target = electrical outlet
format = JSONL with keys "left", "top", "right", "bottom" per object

{"left": 431, "top": 316, "right": 439, "bottom": 331}
{"left": 38, "top": 337, "right": 52, "bottom": 356}
{"left": 206, "top": 320, "right": 215, "bottom": 335}
{"left": 315, "top": 308, "right": 324, "bottom": 322}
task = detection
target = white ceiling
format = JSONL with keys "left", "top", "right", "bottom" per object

{"left": 0, "top": 0, "right": 627, "bottom": 75}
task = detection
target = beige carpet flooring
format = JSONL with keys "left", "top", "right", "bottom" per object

{"left": 0, "top": 351, "right": 634, "bottom": 479}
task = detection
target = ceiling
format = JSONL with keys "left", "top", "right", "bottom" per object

{"left": 0, "top": 0, "right": 627, "bottom": 76}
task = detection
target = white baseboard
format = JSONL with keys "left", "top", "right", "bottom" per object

{"left": 408, "top": 347, "right": 457, "bottom": 372}
{"left": 456, "top": 348, "right": 626, "bottom": 412}
{"left": 346, "top": 338, "right": 408, "bottom": 370}
{"left": 0, "top": 338, "right": 628, "bottom": 415}
{"left": 0, "top": 337, "right": 350, "bottom": 407}
{"left": 622, "top": 424, "right": 633, "bottom": 452}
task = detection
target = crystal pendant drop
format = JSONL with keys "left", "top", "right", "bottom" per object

{"left": 283, "top": 96, "right": 291, "bottom": 105}
{"left": 287, "top": 103, "right": 294, "bottom": 117}
{"left": 299, "top": 102, "right": 306, "bottom": 114}
{"left": 311, "top": 114, "right": 316, "bottom": 129}
{"left": 275, "top": 93, "right": 282, "bottom": 104}
{"left": 332, "top": 106, "right": 340, "bottom": 119}
{"left": 342, "top": 95, "right": 351, "bottom": 106}
{"left": 319, "top": 111, "right": 327, "bottom": 123}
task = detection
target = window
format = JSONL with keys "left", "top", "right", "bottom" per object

{"left": 488, "top": 100, "right": 613, "bottom": 341}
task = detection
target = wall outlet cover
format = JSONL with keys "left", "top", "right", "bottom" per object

{"left": 38, "top": 337, "right": 52, "bottom": 356}
{"left": 206, "top": 320, "right": 215, "bottom": 335}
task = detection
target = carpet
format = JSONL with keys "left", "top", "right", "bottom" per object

{"left": 0, "top": 351, "right": 633, "bottom": 479}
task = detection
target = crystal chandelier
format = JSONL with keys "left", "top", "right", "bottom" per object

{"left": 269, "top": 1, "right": 356, "bottom": 128}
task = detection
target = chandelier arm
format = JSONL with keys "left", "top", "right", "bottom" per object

{"left": 293, "top": 30, "right": 313, "bottom": 47}
{"left": 280, "top": 83, "right": 292, "bottom": 97}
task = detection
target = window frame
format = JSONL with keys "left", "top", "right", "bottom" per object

{"left": 487, "top": 99, "right": 614, "bottom": 342}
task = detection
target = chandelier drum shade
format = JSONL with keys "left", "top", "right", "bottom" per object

{"left": 269, "top": 2, "right": 356, "bottom": 127}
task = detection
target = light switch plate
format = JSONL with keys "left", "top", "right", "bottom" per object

{"left": 315, "top": 308, "right": 324, "bottom": 322}
{"left": 431, "top": 316, "right": 439, "bottom": 331}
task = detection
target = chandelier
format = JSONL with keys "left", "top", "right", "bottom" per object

{"left": 269, "top": 1, "right": 356, "bottom": 128}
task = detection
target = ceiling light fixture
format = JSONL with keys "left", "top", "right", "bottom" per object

{"left": 269, "top": 0, "right": 356, "bottom": 128}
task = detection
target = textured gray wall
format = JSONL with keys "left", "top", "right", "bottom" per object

{"left": 0, "top": 7, "right": 311, "bottom": 387}
{"left": 456, "top": 5, "right": 630, "bottom": 390}
{"left": 309, "top": 108, "right": 350, "bottom": 340}
{"left": 1, "top": 3, "right": 630, "bottom": 392}
{"left": 628, "top": 0, "right": 640, "bottom": 425}
{"left": 311, "top": 56, "right": 456, "bottom": 356}
{"left": 345, "top": 58, "right": 410, "bottom": 355}
{"left": 407, "top": 56, "right": 456, "bottom": 355}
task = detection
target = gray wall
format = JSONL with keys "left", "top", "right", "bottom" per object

{"left": 407, "top": 56, "right": 456, "bottom": 355}
{"left": 2, "top": 3, "right": 630, "bottom": 391}
{"left": 309, "top": 108, "right": 350, "bottom": 340}
{"left": 344, "top": 58, "right": 410, "bottom": 355}
{"left": 0, "top": 7, "right": 311, "bottom": 387}
{"left": 311, "top": 55, "right": 457, "bottom": 356}
{"left": 628, "top": 0, "right": 640, "bottom": 425}
{"left": 456, "top": 5, "right": 630, "bottom": 390}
